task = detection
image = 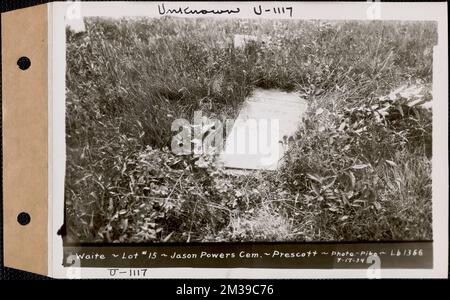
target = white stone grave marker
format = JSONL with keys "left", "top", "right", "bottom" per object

{"left": 220, "top": 88, "right": 307, "bottom": 170}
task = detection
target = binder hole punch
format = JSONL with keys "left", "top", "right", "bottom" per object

{"left": 17, "top": 56, "right": 31, "bottom": 70}
{"left": 17, "top": 212, "right": 31, "bottom": 225}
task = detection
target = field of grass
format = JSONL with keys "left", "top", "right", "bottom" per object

{"left": 65, "top": 17, "right": 436, "bottom": 243}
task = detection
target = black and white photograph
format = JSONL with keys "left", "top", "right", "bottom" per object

{"left": 1, "top": 0, "right": 448, "bottom": 281}
{"left": 64, "top": 13, "right": 436, "bottom": 245}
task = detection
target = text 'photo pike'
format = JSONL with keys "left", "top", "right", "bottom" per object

{"left": 65, "top": 16, "right": 436, "bottom": 244}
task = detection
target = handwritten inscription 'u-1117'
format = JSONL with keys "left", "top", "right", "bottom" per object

{"left": 253, "top": 5, "right": 293, "bottom": 17}
{"left": 157, "top": 4, "right": 292, "bottom": 17}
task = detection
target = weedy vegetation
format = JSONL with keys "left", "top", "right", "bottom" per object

{"left": 66, "top": 18, "right": 436, "bottom": 243}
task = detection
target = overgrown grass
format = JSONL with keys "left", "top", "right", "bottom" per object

{"left": 66, "top": 17, "right": 436, "bottom": 243}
